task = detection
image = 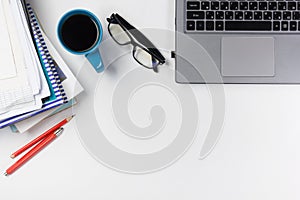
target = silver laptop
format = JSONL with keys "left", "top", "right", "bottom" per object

{"left": 175, "top": 0, "right": 300, "bottom": 84}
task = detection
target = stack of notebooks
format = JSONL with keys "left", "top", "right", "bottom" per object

{"left": 0, "top": 0, "right": 83, "bottom": 132}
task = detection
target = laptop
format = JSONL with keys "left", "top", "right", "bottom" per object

{"left": 175, "top": 0, "right": 300, "bottom": 84}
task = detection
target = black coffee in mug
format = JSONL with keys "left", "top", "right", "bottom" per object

{"left": 58, "top": 10, "right": 104, "bottom": 73}
{"left": 60, "top": 14, "right": 99, "bottom": 52}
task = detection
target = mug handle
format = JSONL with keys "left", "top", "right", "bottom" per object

{"left": 85, "top": 49, "right": 104, "bottom": 73}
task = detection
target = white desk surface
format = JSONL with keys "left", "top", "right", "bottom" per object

{"left": 1, "top": 0, "right": 300, "bottom": 199}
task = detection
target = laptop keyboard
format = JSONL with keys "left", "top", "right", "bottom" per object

{"left": 186, "top": 0, "right": 300, "bottom": 32}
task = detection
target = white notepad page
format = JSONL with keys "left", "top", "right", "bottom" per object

{"left": 0, "top": 0, "right": 16, "bottom": 80}
{"left": 0, "top": 0, "right": 44, "bottom": 119}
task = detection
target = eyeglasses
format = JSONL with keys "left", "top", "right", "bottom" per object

{"left": 107, "top": 13, "right": 166, "bottom": 73}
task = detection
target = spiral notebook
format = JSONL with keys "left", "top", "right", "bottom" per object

{"left": 0, "top": 2, "right": 67, "bottom": 129}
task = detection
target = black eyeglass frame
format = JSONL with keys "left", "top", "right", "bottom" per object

{"left": 107, "top": 13, "right": 166, "bottom": 72}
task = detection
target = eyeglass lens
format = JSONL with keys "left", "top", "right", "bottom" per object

{"left": 109, "top": 23, "right": 131, "bottom": 45}
{"left": 134, "top": 46, "right": 160, "bottom": 69}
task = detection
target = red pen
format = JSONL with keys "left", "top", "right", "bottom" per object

{"left": 4, "top": 128, "right": 64, "bottom": 176}
{"left": 10, "top": 115, "right": 74, "bottom": 159}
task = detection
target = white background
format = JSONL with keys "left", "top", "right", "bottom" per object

{"left": 0, "top": 0, "right": 300, "bottom": 199}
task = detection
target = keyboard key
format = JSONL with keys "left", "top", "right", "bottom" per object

{"left": 216, "top": 11, "right": 224, "bottom": 20}
{"left": 201, "top": 1, "right": 210, "bottom": 10}
{"left": 273, "top": 12, "right": 282, "bottom": 20}
{"left": 268, "top": 2, "right": 277, "bottom": 11}
{"left": 240, "top": 2, "right": 248, "bottom": 10}
{"left": 216, "top": 21, "right": 224, "bottom": 31}
{"left": 206, "top": 21, "right": 214, "bottom": 31}
{"left": 187, "top": 21, "right": 195, "bottom": 30}
{"left": 225, "top": 21, "right": 272, "bottom": 31}
{"left": 298, "top": 2, "right": 300, "bottom": 11}
{"left": 245, "top": 11, "right": 253, "bottom": 20}
{"left": 230, "top": 2, "right": 238, "bottom": 10}
{"left": 254, "top": 11, "right": 263, "bottom": 20}
{"left": 220, "top": 2, "right": 229, "bottom": 10}
{"left": 273, "top": 21, "right": 280, "bottom": 31}
{"left": 196, "top": 21, "right": 204, "bottom": 30}
{"left": 278, "top": 2, "right": 287, "bottom": 11}
{"left": 290, "top": 21, "right": 297, "bottom": 31}
{"left": 298, "top": 22, "right": 300, "bottom": 31}
{"left": 235, "top": 11, "right": 244, "bottom": 20}
{"left": 225, "top": 11, "right": 234, "bottom": 20}
{"left": 283, "top": 12, "right": 292, "bottom": 20}
{"left": 187, "top": 11, "right": 205, "bottom": 19}
{"left": 211, "top": 2, "right": 220, "bottom": 10}
{"left": 259, "top": 2, "right": 267, "bottom": 10}
{"left": 293, "top": 12, "right": 300, "bottom": 20}
{"left": 187, "top": 1, "right": 200, "bottom": 10}
{"left": 288, "top": 2, "right": 296, "bottom": 11}
{"left": 249, "top": 2, "right": 258, "bottom": 10}
{"left": 282, "top": 21, "right": 289, "bottom": 31}
{"left": 206, "top": 11, "right": 215, "bottom": 20}
{"left": 263, "top": 12, "right": 272, "bottom": 20}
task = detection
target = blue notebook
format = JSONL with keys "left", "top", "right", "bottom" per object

{"left": 0, "top": 3, "right": 67, "bottom": 129}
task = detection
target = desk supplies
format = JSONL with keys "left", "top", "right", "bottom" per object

{"left": 11, "top": 115, "right": 74, "bottom": 158}
{"left": 0, "top": 1, "right": 66, "bottom": 128}
{"left": 5, "top": 128, "right": 64, "bottom": 176}
{"left": 0, "top": 0, "right": 45, "bottom": 120}
{"left": 5, "top": 115, "right": 74, "bottom": 176}
{"left": 0, "top": 1, "right": 83, "bottom": 131}
{"left": 12, "top": 26, "right": 83, "bottom": 133}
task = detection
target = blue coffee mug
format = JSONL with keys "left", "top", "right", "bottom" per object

{"left": 57, "top": 9, "right": 104, "bottom": 73}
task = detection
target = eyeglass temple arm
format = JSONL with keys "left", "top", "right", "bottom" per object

{"left": 114, "top": 14, "right": 166, "bottom": 63}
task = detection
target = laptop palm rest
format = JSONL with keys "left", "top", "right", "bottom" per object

{"left": 221, "top": 37, "right": 275, "bottom": 77}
